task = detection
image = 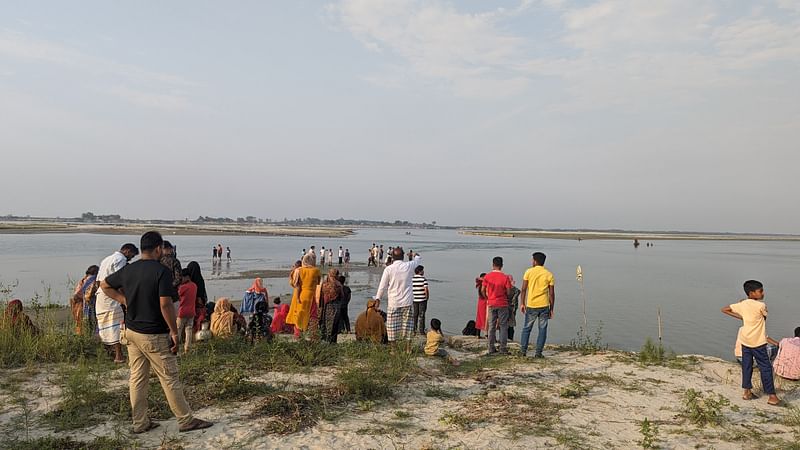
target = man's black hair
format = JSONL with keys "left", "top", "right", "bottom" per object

{"left": 743, "top": 280, "right": 763, "bottom": 296}
{"left": 492, "top": 256, "right": 503, "bottom": 268}
{"left": 120, "top": 243, "right": 139, "bottom": 255}
{"left": 795, "top": 326, "right": 800, "bottom": 338}
{"left": 140, "top": 231, "right": 164, "bottom": 252}
{"left": 415, "top": 265, "right": 424, "bottom": 274}
{"left": 337, "top": 275, "right": 346, "bottom": 284}
{"left": 532, "top": 252, "right": 546, "bottom": 265}
{"left": 430, "top": 318, "right": 442, "bottom": 332}
{"left": 86, "top": 265, "right": 99, "bottom": 276}
{"left": 163, "top": 240, "right": 174, "bottom": 249}
{"left": 392, "top": 247, "right": 404, "bottom": 261}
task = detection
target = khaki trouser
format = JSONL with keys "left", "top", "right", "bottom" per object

{"left": 176, "top": 317, "right": 194, "bottom": 353}
{"left": 126, "top": 329, "right": 193, "bottom": 431}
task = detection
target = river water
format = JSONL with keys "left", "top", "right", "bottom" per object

{"left": 1, "top": 229, "right": 797, "bottom": 359}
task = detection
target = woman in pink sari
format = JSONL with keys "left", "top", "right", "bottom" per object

{"left": 475, "top": 273, "right": 487, "bottom": 337}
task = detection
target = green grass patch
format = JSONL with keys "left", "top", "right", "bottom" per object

{"left": 680, "top": 389, "right": 729, "bottom": 427}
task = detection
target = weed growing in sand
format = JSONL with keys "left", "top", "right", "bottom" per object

{"left": 440, "top": 391, "right": 563, "bottom": 437}
{"left": 559, "top": 381, "right": 590, "bottom": 398}
{"left": 783, "top": 407, "right": 800, "bottom": 427}
{"left": 424, "top": 386, "right": 458, "bottom": 399}
{"left": 568, "top": 322, "right": 606, "bottom": 355}
{"left": 3, "top": 389, "right": 35, "bottom": 443}
{"left": 554, "top": 428, "right": 585, "bottom": 448}
{"left": 637, "top": 418, "right": 660, "bottom": 449}
{"left": 680, "top": 389, "right": 729, "bottom": 427}
{"left": 638, "top": 337, "right": 679, "bottom": 367}
{"left": 6, "top": 435, "right": 135, "bottom": 450}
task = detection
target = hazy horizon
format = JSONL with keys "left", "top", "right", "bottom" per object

{"left": 2, "top": 1, "right": 799, "bottom": 234}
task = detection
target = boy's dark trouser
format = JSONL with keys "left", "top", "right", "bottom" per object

{"left": 339, "top": 302, "right": 351, "bottom": 333}
{"left": 412, "top": 300, "right": 427, "bottom": 334}
{"left": 488, "top": 306, "right": 509, "bottom": 353}
{"left": 741, "top": 344, "right": 776, "bottom": 394}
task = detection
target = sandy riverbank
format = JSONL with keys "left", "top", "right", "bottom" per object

{"left": 1, "top": 334, "right": 798, "bottom": 449}
{"left": 0, "top": 221, "right": 352, "bottom": 238}
{"left": 461, "top": 229, "right": 800, "bottom": 242}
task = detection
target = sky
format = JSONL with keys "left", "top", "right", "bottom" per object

{"left": 1, "top": 0, "right": 799, "bottom": 233}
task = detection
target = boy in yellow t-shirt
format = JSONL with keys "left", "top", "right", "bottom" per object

{"left": 721, "top": 280, "right": 780, "bottom": 405}
{"left": 519, "top": 252, "right": 555, "bottom": 358}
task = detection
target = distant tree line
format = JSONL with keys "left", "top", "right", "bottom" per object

{"left": 0, "top": 213, "right": 443, "bottom": 229}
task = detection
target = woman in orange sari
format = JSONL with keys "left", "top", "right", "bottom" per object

{"left": 286, "top": 254, "right": 321, "bottom": 338}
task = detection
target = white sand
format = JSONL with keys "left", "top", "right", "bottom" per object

{"left": 1, "top": 336, "right": 798, "bottom": 449}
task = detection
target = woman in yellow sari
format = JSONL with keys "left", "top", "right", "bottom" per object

{"left": 286, "top": 254, "right": 321, "bottom": 338}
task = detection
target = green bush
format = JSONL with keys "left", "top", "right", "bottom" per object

{"left": 638, "top": 337, "right": 676, "bottom": 366}
{"left": 681, "top": 389, "right": 729, "bottom": 427}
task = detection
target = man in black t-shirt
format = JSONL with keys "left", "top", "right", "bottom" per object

{"left": 102, "top": 231, "right": 212, "bottom": 434}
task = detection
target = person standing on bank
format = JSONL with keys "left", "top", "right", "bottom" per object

{"left": 519, "top": 252, "right": 555, "bottom": 358}
{"left": 96, "top": 243, "right": 139, "bottom": 363}
{"left": 375, "top": 247, "right": 422, "bottom": 343}
{"left": 412, "top": 265, "right": 429, "bottom": 335}
{"left": 101, "top": 231, "right": 212, "bottom": 434}
{"left": 482, "top": 257, "right": 512, "bottom": 354}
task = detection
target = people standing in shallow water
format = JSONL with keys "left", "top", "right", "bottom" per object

{"left": 226, "top": 247, "right": 231, "bottom": 262}
{"left": 212, "top": 246, "right": 217, "bottom": 260}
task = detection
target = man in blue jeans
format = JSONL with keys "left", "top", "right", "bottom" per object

{"left": 519, "top": 252, "right": 555, "bottom": 358}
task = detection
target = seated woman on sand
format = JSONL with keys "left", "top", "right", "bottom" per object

{"left": 355, "top": 299, "right": 386, "bottom": 344}
{"left": 774, "top": 327, "right": 800, "bottom": 381}
{"left": 2, "top": 299, "right": 39, "bottom": 335}
{"left": 211, "top": 298, "right": 245, "bottom": 338}
{"left": 271, "top": 303, "right": 292, "bottom": 334}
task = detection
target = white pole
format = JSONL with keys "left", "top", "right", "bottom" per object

{"left": 657, "top": 307, "right": 663, "bottom": 344}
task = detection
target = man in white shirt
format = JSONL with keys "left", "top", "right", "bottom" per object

{"left": 375, "top": 247, "right": 422, "bottom": 342}
{"left": 338, "top": 246, "right": 344, "bottom": 265}
{"left": 95, "top": 243, "right": 139, "bottom": 362}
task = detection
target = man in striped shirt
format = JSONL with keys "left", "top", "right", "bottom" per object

{"left": 412, "top": 265, "right": 429, "bottom": 335}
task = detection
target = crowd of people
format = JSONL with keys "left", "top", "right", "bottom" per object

{"left": 3, "top": 231, "right": 800, "bottom": 433}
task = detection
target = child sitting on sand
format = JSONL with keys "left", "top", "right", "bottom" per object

{"left": 721, "top": 280, "right": 780, "bottom": 405}
{"left": 425, "top": 319, "right": 459, "bottom": 366}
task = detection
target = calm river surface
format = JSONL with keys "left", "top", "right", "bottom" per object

{"left": 1, "top": 229, "right": 798, "bottom": 359}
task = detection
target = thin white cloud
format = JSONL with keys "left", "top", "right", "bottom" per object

{"left": 98, "top": 86, "right": 192, "bottom": 111}
{"left": 0, "top": 30, "right": 198, "bottom": 109}
{"left": 328, "top": 0, "right": 541, "bottom": 98}
{"left": 330, "top": 0, "right": 800, "bottom": 111}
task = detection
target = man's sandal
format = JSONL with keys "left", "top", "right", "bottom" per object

{"left": 179, "top": 418, "right": 213, "bottom": 432}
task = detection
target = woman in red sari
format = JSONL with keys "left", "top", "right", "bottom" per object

{"left": 475, "top": 273, "right": 487, "bottom": 337}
